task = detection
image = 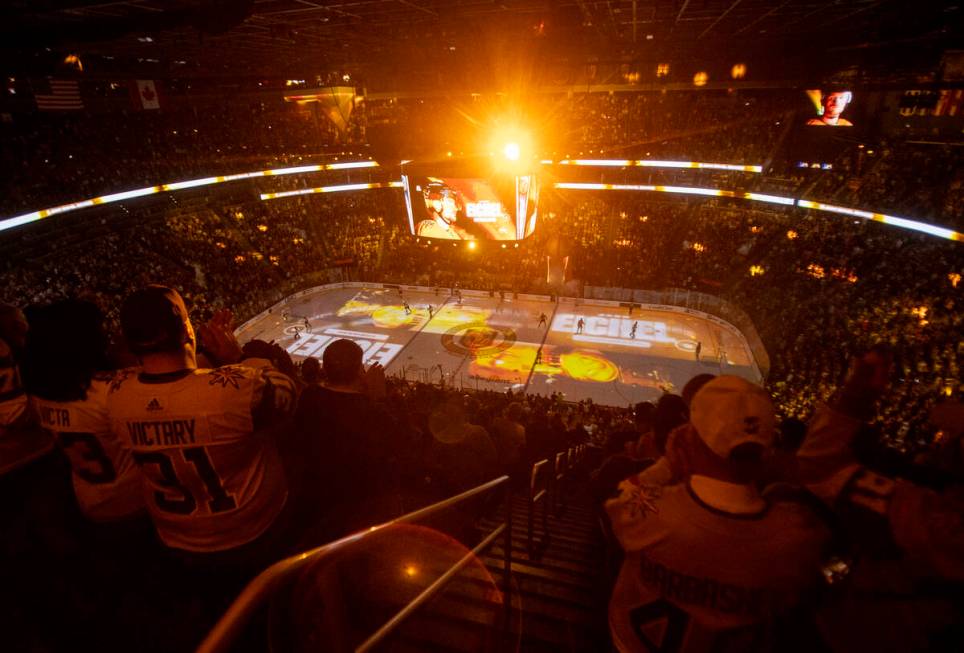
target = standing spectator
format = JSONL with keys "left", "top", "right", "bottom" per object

{"left": 0, "top": 303, "right": 53, "bottom": 475}
{"left": 108, "top": 286, "right": 297, "bottom": 567}
{"left": 606, "top": 376, "right": 830, "bottom": 651}
{"left": 490, "top": 401, "right": 527, "bottom": 481}
{"left": 23, "top": 299, "right": 144, "bottom": 523}
{"left": 293, "top": 339, "right": 402, "bottom": 543}
{"left": 426, "top": 397, "right": 498, "bottom": 495}
{"left": 0, "top": 303, "right": 73, "bottom": 652}
{"left": 22, "top": 299, "right": 156, "bottom": 651}
{"left": 794, "top": 350, "right": 964, "bottom": 651}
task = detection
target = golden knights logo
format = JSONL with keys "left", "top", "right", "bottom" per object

{"left": 108, "top": 369, "right": 135, "bottom": 394}
{"left": 208, "top": 367, "right": 245, "bottom": 389}
{"left": 623, "top": 480, "right": 662, "bottom": 521}
{"left": 441, "top": 322, "right": 516, "bottom": 358}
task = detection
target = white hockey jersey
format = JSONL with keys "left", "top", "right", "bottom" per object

{"left": 1, "top": 337, "right": 53, "bottom": 475}
{"left": 33, "top": 375, "right": 143, "bottom": 521}
{"left": 107, "top": 361, "right": 296, "bottom": 552}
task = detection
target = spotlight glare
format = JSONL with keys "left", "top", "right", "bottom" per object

{"left": 503, "top": 142, "right": 521, "bottom": 161}
{"left": 468, "top": 240, "right": 477, "bottom": 250}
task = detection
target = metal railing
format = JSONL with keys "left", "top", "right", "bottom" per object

{"left": 196, "top": 475, "right": 512, "bottom": 653}
{"left": 551, "top": 451, "right": 569, "bottom": 517}
{"left": 527, "top": 459, "right": 550, "bottom": 559}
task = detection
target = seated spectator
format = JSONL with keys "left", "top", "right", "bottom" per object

{"left": 107, "top": 286, "right": 297, "bottom": 568}
{"left": 606, "top": 376, "right": 830, "bottom": 652}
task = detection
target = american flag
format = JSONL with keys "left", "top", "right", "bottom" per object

{"left": 33, "top": 78, "right": 83, "bottom": 111}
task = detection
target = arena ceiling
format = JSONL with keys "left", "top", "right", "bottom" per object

{"left": 0, "top": 1, "right": 960, "bottom": 87}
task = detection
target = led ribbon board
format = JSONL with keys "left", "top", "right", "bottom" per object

{"left": 260, "top": 181, "right": 403, "bottom": 200}
{"left": 550, "top": 159, "right": 763, "bottom": 173}
{"left": 795, "top": 200, "right": 961, "bottom": 241}
{"left": 3, "top": 160, "right": 960, "bottom": 242}
{"left": 553, "top": 183, "right": 961, "bottom": 242}
{"left": 0, "top": 161, "right": 379, "bottom": 233}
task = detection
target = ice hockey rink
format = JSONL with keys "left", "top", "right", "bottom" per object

{"left": 235, "top": 283, "right": 764, "bottom": 407}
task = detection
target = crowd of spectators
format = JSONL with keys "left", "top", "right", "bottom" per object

{"left": 3, "top": 160, "right": 959, "bottom": 456}
{"left": 0, "top": 283, "right": 636, "bottom": 650}
{"left": 0, "top": 192, "right": 394, "bottom": 332}
{"left": 1, "top": 90, "right": 962, "bottom": 649}
{"left": 0, "top": 101, "right": 367, "bottom": 215}
{"left": 1, "top": 89, "right": 794, "bottom": 219}
{"left": 376, "top": 192, "right": 959, "bottom": 457}
{"left": 2, "top": 283, "right": 961, "bottom": 650}
{"left": 801, "top": 141, "right": 964, "bottom": 229}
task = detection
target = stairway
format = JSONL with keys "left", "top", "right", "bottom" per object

{"left": 380, "top": 474, "right": 610, "bottom": 652}
{"left": 206, "top": 462, "right": 611, "bottom": 653}
{"left": 481, "top": 483, "right": 610, "bottom": 653}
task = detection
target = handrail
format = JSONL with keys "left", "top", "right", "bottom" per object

{"left": 527, "top": 459, "right": 550, "bottom": 559}
{"left": 196, "top": 475, "right": 511, "bottom": 653}
{"left": 552, "top": 452, "right": 567, "bottom": 516}
{"left": 357, "top": 522, "right": 507, "bottom": 653}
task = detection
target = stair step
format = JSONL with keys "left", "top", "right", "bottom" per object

{"left": 488, "top": 545, "right": 599, "bottom": 579}
{"left": 483, "top": 558, "right": 596, "bottom": 593}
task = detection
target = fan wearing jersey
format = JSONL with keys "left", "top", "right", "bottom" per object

{"left": 108, "top": 286, "right": 297, "bottom": 558}
{"left": 606, "top": 376, "right": 830, "bottom": 653}
{"left": 23, "top": 300, "right": 144, "bottom": 523}
{"left": 793, "top": 349, "right": 964, "bottom": 651}
{"left": 1, "top": 303, "right": 54, "bottom": 475}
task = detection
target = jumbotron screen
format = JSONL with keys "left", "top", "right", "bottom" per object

{"left": 401, "top": 160, "right": 539, "bottom": 241}
{"left": 804, "top": 89, "right": 855, "bottom": 128}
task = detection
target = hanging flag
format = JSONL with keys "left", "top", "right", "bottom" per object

{"left": 134, "top": 79, "right": 160, "bottom": 110}
{"left": 33, "top": 79, "right": 83, "bottom": 111}
{"left": 283, "top": 86, "right": 355, "bottom": 132}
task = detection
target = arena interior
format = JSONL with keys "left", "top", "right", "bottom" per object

{"left": 1, "top": 2, "right": 963, "bottom": 652}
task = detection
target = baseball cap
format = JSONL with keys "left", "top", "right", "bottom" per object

{"left": 120, "top": 285, "right": 191, "bottom": 355}
{"left": 689, "top": 375, "right": 776, "bottom": 458}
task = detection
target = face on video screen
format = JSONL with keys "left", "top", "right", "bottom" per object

{"left": 403, "top": 176, "right": 521, "bottom": 241}
{"left": 420, "top": 177, "right": 513, "bottom": 240}
{"left": 806, "top": 89, "right": 853, "bottom": 127}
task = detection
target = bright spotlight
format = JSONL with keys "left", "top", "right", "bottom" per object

{"left": 467, "top": 240, "right": 477, "bottom": 250}
{"left": 503, "top": 142, "right": 521, "bottom": 161}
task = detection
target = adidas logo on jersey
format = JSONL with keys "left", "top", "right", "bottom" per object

{"left": 146, "top": 398, "right": 163, "bottom": 411}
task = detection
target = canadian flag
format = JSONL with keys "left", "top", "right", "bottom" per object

{"left": 135, "top": 79, "right": 160, "bottom": 110}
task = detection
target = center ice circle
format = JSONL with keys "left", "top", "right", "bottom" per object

{"left": 441, "top": 322, "right": 516, "bottom": 357}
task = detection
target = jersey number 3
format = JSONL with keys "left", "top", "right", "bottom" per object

{"left": 133, "top": 448, "right": 237, "bottom": 515}
{"left": 59, "top": 432, "right": 117, "bottom": 484}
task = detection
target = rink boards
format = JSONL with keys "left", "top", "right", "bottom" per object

{"left": 235, "top": 283, "right": 763, "bottom": 407}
